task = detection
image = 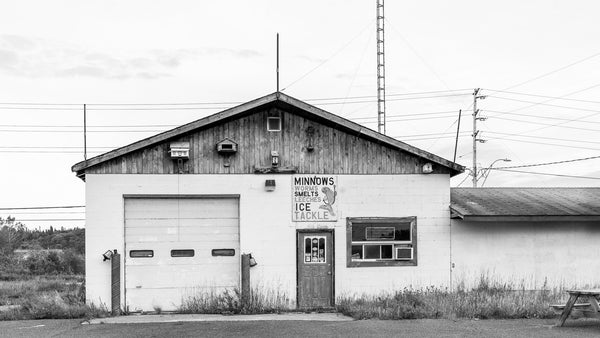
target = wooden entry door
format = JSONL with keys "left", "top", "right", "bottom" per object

{"left": 297, "top": 230, "right": 334, "bottom": 308}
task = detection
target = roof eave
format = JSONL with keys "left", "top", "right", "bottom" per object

{"left": 455, "top": 215, "right": 600, "bottom": 222}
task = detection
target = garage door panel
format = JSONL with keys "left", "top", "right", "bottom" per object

{"left": 125, "top": 218, "right": 237, "bottom": 228}
{"left": 126, "top": 263, "right": 239, "bottom": 289}
{"left": 126, "top": 233, "right": 239, "bottom": 244}
{"left": 124, "top": 197, "right": 239, "bottom": 312}
{"left": 125, "top": 198, "right": 238, "bottom": 220}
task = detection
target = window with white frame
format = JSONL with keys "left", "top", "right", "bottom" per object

{"left": 346, "top": 217, "right": 417, "bottom": 267}
{"left": 267, "top": 111, "right": 282, "bottom": 131}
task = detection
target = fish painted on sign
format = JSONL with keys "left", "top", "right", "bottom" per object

{"left": 319, "top": 186, "right": 337, "bottom": 216}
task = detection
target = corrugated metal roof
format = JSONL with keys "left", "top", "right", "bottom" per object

{"left": 450, "top": 188, "right": 600, "bottom": 220}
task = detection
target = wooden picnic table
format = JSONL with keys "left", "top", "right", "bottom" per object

{"left": 556, "top": 289, "right": 600, "bottom": 327}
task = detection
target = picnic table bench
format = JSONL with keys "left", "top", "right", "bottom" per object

{"left": 551, "top": 289, "right": 600, "bottom": 327}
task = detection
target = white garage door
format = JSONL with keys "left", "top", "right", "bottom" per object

{"left": 124, "top": 197, "right": 240, "bottom": 312}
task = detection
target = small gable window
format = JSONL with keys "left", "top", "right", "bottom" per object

{"left": 267, "top": 111, "right": 282, "bottom": 131}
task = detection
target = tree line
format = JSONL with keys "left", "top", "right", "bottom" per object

{"left": 0, "top": 217, "right": 85, "bottom": 277}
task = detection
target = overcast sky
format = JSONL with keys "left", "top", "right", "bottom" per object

{"left": 1, "top": 0, "right": 600, "bottom": 229}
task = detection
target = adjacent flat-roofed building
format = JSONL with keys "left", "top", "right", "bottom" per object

{"left": 450, "top": 187, "right": 600, "bottom": 288}
{"left": 72, "top": 92, "right": 464, "bottom": 311}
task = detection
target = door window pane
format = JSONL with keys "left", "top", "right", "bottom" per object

{"left": 305, "top": 236, "right": 326, "bottom": 263}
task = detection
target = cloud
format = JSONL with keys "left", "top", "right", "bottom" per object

{"left": 0, "top": 35, "right": 260, "bottom": 80}
{"left": 0, "top": 49, "right": 18, "bottom": 67}
{"left": 295, "top": 54, "right": 327, "bottom": 64}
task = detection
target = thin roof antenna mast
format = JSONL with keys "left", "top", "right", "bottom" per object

{"left": 276, "top": 33, "right": 280, "bottom": 93}
{"left": 376, "top": 0, "right": 386, "bottom": 134}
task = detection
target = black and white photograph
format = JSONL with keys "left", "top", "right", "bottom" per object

{"left": 1, "top": 1, "right": 600, "bottom": 337}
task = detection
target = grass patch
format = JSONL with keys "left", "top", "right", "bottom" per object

{"left": 179, "top": 286, "right": 293, "bottom": 314}
{"left": 0, "top": 275, "right": 109, "bottom": 320}
{"left": 336, "top": 278, "right": 569, "bottom": 320}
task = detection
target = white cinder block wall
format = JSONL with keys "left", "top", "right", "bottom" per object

{"left": 451, "top": 220, "right": 600, "bottom": 288}
{"left": 85, "top": 174, "right": 451, "bottom": 308}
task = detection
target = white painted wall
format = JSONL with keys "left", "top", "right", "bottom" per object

{"left": 85, "top": 173, "right": 451, "bottom": 308}
{"left": 451, "top": 220, "right": 600, "bottom": 289}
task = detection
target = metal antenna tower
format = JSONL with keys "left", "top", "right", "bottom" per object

{"left": 376, "top": 0, "right": 386, "bottom": 134}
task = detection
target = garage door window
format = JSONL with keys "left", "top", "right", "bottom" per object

{"left": 130, "top": 250, "right": 154, "bottom": 258}
{"left": 171, "top": 249, "right": 195, "bottom": 257}
{"left": 346, "top": 217, "right": 417, "bottom": 267}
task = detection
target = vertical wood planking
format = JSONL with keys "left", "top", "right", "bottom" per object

{"left": 80, "top": 108, "right": 450, "bottom": 176}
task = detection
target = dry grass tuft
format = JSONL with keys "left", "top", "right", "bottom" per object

{"left": 336, "top": 277, "right": 572, "bottom": 320}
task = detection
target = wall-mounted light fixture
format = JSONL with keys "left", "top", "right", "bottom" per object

{"left": 271, "top": 151, "right": 279, "bottom": 167}
{"left": 248, "top": 254, "right": 258, "bottom": 267}
{"left": 422, "top": 163, "right": 433, "bottom": 174}
{"left": 102, "top": 249, "right": 116, "bottom": 261}
{"left": 265, "top": 179, "right": 276, "bottom": 192}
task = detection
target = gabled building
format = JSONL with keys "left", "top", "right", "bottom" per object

{"left": 72, "top": 92, "right": 465, "bottom": 311}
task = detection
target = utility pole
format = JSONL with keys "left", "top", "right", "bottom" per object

{"left": 472, "top": 88, "right": 486, "bottom": 187}
{"left": 376, "top": 0, "right": 386, "bottom": 134}
{"left": 83, "top": 103, "right": 87, "bottom": 161}
{"left": 276, "top": 33, "right": 280, "bottom": 92}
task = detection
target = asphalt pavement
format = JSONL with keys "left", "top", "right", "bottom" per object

{"left": 2, "top": 317, "right": 600, "bottom": 338}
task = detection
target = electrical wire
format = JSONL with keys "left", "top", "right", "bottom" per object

{"left": 484, "top": 89, "right": 600, "bottom": 105}
{"left": 489, "top": 168, "right": 600, "bottom": 180}
{"left": 492, "top": 155, "right": 600, "bottom": 169}
{"left": 484, "top": 131, "right": 600, "bottom": 145}
{"left": 0, "top": 206, "right": 85, "bottom": 210}
{"left": 488, "top": 96, "right": 600, "bottom": 114}
{"left": 484, "top": 110, "right": 600, "bottom": 125}
{"left": 497, "top": 51, "right": 600, "bottom": 91}
{"left": 491, "top": 116, "right": 599, "bottom": 132}
{"left": 281, "top": 19, "right": 375, "bottom": 91}
{"left": 486, "top": 136, "right": 600, "bottom": 151}
{"left": 3, "top": 219, "right": 86, "bottom": 222}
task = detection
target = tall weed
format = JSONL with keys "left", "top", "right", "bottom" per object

{"left": 336, "top": 277, "right": 570, "bottom": 320}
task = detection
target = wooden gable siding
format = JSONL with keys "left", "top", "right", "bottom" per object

{"left": 85, "top": 108, "right": 451, "bottom": 175}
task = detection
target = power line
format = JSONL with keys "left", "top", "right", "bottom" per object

{"left": 491, "top": 116, "right": 599, "bottom": 132}
{"left": 499, "top": 51, "right": 600, "bottom": 90}
{"left": 0, "top": 129, "right": 165, "bottom": 133}
{"left": 484, "top": 89, "right": 600, "bottom": 105}
{"left": 385, "top": 18, "right": 453, "bottom": 90}
{"left": 2, "top": 211, "right": 85, "bottom": 215}
{"left": 490, "top": 168, "right": 600, "bottom": 180}
{"left": 488, "top": 96, "right": 600, "bottom": 114}
{"left": 0, "top": 205, "right": 85, "bottom": 210}
{"left": 0, "top": 93, "right": 470, "bottom": 110}
{"left": 484, "top": 131, "right": 600, "bottom": 145}
{"left": 281, "top": 19, "right": 375, "bottom": 91}
{"left": 0, "top": 89, "right": 473, "bottom": 110}
{"left": 5, "top": 219, "right": 86, "bottom": 222}
{"left": 484, "top": 110, "right": 600, "bottom": 125}
{"left": 0, "top": 146, "right": 114, "bottom": 149}
{"left": 494, "top": 155, "right": 600, "bottom": 169}
{"left": 486, "top": 136, "right": 600, "bottom": 151}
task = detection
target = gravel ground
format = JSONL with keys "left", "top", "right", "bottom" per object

{"left": 2, "top": 318, "right": 600, "bottom": 338}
